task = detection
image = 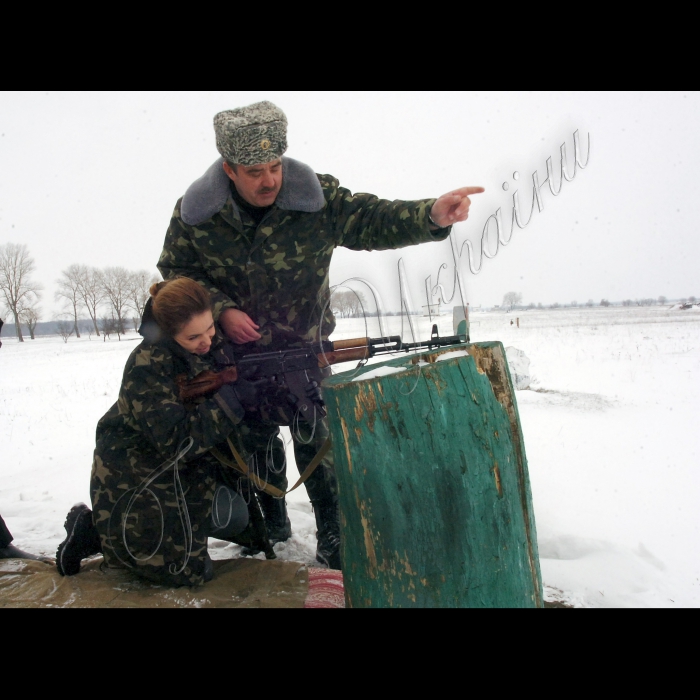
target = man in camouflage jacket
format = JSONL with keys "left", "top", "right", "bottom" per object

{"left": 157, "top": 101, "right": 483, "bottom": 569}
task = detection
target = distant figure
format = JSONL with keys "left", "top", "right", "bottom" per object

{"left": 510, "top": 319, "right": 513, "bottom": 325}
{"left": 0, "top": 513, "right": 53, "bottom": 562}
{"left": 0, "top": 317, "right": 3, "bottom": 348}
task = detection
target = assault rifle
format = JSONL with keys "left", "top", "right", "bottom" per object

{"left": 177, "top": 325, "right": 468, "bottom": 423}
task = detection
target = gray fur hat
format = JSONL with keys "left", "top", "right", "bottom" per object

{"left": 213, "top": 101, "right": 288, "bottom": 166}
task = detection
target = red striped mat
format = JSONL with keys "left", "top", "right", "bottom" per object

{"left": 304, "top": 567, "right": 345, "bottom": 608}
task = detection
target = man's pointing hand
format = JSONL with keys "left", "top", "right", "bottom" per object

{"left": 429, "top": 186, "right": 485, "bottom": 229}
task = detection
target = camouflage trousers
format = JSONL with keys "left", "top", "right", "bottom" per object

{"left": 91, "top": 444, "right": 274, "bottom": 587}
{"left": 91, "top": 447, "right": 219, "bottom": 587}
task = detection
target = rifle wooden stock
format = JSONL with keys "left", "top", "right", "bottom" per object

{"left": 177, "top": 366, "right": 238, "bottom": 401}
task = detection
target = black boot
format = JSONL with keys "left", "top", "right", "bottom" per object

{"left": 240, "top": 492, "right": 291, "bottom": 557}
{"left": 314, "top": 500, "right": 342, "bottom": 570}
{"left": 258, "top": 492, "right": 292, "bottom": 544}
{"left": 56, "top": 503, "right": 102, "bottom": 576}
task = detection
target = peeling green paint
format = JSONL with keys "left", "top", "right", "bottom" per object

{"left": 323, "top": 341, "right": 543, "bottom": 608}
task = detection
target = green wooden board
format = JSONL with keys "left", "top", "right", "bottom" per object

{"left": 322, "top": 341, "right": 543, "bottom": 608}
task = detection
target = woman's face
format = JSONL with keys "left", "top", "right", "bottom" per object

{"left": 173, "top": 311, "right": 216, "bottom": 355}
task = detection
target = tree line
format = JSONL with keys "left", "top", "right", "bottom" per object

{"left": 502, "top": 291, "right": 695, "bottom": 311}
{"left": 330, "top": 289, "right": 368, "bottom": 318}
{"left": 0, "top": 242, "right": 159, "bottom": 342}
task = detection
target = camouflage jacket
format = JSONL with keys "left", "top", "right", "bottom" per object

{"left": 90, "top": 329, "right": 243, "bottom": 586}
{"left": 158, "top": 157, "right": 451, "bottom": 348}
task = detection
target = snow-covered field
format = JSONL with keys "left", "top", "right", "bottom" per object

{"left": 1, "top": 305, "right": 699, "bottom": 607}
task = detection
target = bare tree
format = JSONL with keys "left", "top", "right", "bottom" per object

{"left": 101, "top": 267, "right": 131, "bottom": 335}
{"left": 115, "top": 318, "right": 126, "bottom": 341}
{"left": 600, "top": 299, "right": 610, "bottom": 307}
{"left": 99, "top": 316, "right": 117, "bottom": 341}
{"left": 350, "top": 291, "right": 367, "bottom": 317}
{"left": 75, "top": 265, "right": 106, "bottom": 336}
{"left": 55, "top": 264, "right": 85, "bottom": 338}
{"left": 658, "top": 296, "right": 667, "bottom": 306}
{"left": 80, "top": 319, "right": 95, "bottom": 339}
{"left": 330, "top": 289, "right": 349, "bottom": 318}
{"left": 56, "top": 319, "right": 74, "bottom": 343}
{"left": 502, "top": 291, "right": 522, "bottom": 311}
{"left": 0, "top": 243, "right": 43, "bottom": 343}
{"left": 19, "top": 301, "right": 41, "bottom": 339}
{"left": 127, "top": 269, "right": 160, "bottom": 321}
{"left": 586, "top": 299, "right": 594, "bottom": 307}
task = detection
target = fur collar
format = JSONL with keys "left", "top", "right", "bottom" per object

{"left": 180, "top": 156, "right": 325, "bottom": 226}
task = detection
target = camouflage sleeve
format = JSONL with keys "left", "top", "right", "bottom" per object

{"left": 319, "top": 175, "right": 452, "bottom": 251}
{"left": 121, "top": 348, "right": 244, "bottom": 462}
{"left": 157, "top": 198, "right": 239, "bottom": 319}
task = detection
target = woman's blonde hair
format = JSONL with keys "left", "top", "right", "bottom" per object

{"left": 149, "top": 277, "right": 212, "bottom": 337}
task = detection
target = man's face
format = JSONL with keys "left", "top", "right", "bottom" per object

{"left": 223, "top": 159, "right": 283, "bottom": 208}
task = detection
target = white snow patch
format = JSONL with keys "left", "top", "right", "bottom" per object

{"left": 351, "top": 365, "right": 408, "bottom": 381}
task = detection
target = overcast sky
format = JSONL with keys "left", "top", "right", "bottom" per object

{"left": 1, "top": 91, "right": 698, "bottom": 319}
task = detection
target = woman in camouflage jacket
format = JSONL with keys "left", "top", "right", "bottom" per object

{"left": 57, "top": 278, "right": 265, "bottom": 587}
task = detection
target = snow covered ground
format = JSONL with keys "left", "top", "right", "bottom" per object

{"left": 1, "top": 305, "right": 699, "bottom": 607}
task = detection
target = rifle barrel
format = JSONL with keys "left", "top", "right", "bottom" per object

{"left": 400, "top": 335, "right": 466, "bottom": 352}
